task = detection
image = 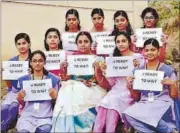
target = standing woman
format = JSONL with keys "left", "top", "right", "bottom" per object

{"left": 90, "top": 8, "right": 107, "bottom": 32}
{"left": 111, "top": 10, "right": 134, "bottom": 36}
{"left": 51, "top": 31, "right": 109, "bottom": 132}
{"left": 124, "top": 38, "right": 179, "bottom": 133}
{"left": 93, "top": 32, "right": 143, "bottom": 133}
{"left": 16, "top": 50, "right": 60, "bottom": 133}
{"left": 44, "top": 27, "right": 63, "bottom": 76}
{"left": 44, "top": 28, "right": 63, "bottom": 51}
{"left": 90, "top": 8, "right": 109, "bottom": 55}
{"left": 1, "top": 33, "right": 31, "bottom": 133}
{"left": 62, "top": 9, "right": 82, "bottom": 52}
{"left": 65, "top": 9, "right": 81, "bottom": 32}
{"left": 132, "top": 7, "right": 168, "bottom": 62}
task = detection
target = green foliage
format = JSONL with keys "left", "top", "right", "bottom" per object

{"left": 149, "top": 0, "right": 180, "bottom": 63}
{"left": 149, "top": 0, "right": 180, "bottom": 34}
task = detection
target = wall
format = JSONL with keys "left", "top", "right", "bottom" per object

{"left": 1, "top": 0, "right": 148, "bottom": 60}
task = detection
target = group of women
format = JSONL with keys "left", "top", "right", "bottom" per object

{"left": 1, "top": 6, "right": 179, "bottom": 133}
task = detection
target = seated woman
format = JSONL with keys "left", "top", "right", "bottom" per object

{"left": 124, "top": 38, "right": 179, "bottom": 133}
{"left": 51, "top": 31, "right": 110, "bottom": 132}
{"left": 93, "top": 32, "right": 144, "bottom": 133}
{"left": 16, "top": 50, "right": 60, "bottom": 133}
{"left": 43, "top": 27, "right": 73, "bottom": 77}
{"left": 1, "top": 33, "right": 31, "bottom": 133}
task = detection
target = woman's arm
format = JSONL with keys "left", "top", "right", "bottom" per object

{"left": 161, "top": 73, "right": 178, "bottom": 99}
{"left": 94, "top": 64, "right": 111, "bottom": 90}
{"left": 126, "top": 76, "right": 141, "bottom": 101}
{"left": 16, "top": 90, "right": 26, "bottom": 105}
{"left": 59, "top": 62, "right": 71, "bottom": 81}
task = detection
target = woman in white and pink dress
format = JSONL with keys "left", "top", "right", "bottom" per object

{"left": 93, "top": 31, "right": 144, "bottom": 133}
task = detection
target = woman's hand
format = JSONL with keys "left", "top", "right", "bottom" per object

{"left": 133, "top": 59, "right": 140, "bottom": 68}
{"left": 161, "top": 77, "right": 178, "bottom": 99}
{"left": 161, "top": 77, "right": 176, "bottom": 87}
{"left": 161, "top": 34, "right": 168, "bottom": 44}
{"left": 49, "top": 88, "right": 58, "bottom": 100}
{"left": 59, "top": 62, "right": 71, "bottom": 81}
{"left": 126, "top": 76, "right": 135, "bottom": 89}
{"left": 17, "top": 90, "right": 26, "bottom": 103}
{"left": 60, "top": 62, "right": 68, "bottom": 69}
{"left": 94, "top": 62, "right": 106, "bottom": 75}
{"left": 82, "top": 80, "right": 92, "bottom": 87}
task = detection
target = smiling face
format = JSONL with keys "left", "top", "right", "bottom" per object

{"left": 45, "top": 31, "right": 60, "bottom": 50}
{"left": 92, "top": 13, "right": 104, "bottom": 29}
{"left": 143, "top": 43, "right": 159, "bottom": 61}
{"left": 114, "top": 15, "right": 128, "bottom": 31}
{"left": 76, "top": 35, "right": 91, "bottom": 54}
{"left": 115, "top": 34, "right": 130, "bottom": 52}
{"left": 15, "top": 38, "right": 30, "bottom": 54}
{"left": 30, "top": 53, "right": 45, "bottom": 72}
{"left": 66, "top": 14, "right": 79, "bottom": 31}
{"left": 143, "top": 12, "right": 157, "bottom": 28}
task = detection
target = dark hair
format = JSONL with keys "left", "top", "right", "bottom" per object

{"left": 143, "top": 38, "right": 160, "bottom": 49}
{"left": 111, "top": 10, "right": 134, "bottom": 36}
{"left": 44, "top": 28, "right": 63, "bottom": 51}
{"left": 75, "top": 31, "right": 93, "bottom": 45}
{"left": 91, "top": 8, "right": 104, "bottom": 18}
{"left": 65, "top": 9, "right": 81, "bottom": 31}
{"left": 14, "top": 33, "right": 31, "bottom": 59}
{"left": 29, "top": 50, "right": 48, "bottom": 75}
{"left": 113, "top": 31, "right": 131, "bottom": 56}
{"left": 141, "top": 7, "right": 159, "bottom": 27}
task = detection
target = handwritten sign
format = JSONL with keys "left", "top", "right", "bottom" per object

{"left": 44, "top": 50, "right": 66, "bottom": 70}
{"left": 2, "top": 61, "right": 28, "bottom": 80}
{"left": 135, "top": 28, "right": 163, "bottom": 47}
{"left": 106, "top": 56, "right": 134, "bottom": 77}
{"left": 67, "top": 55, "right": 94, "bottom": 75}
{"left": 96, "top": 36, "right": 115, "bottom": 55}
{"left": 23, "top": 79, "right": 52, "bottom": 101}
{"left": 133, "top": 70, "right": 164, "bottom": 91}
{"left": 61, "top": 32, "right": 78, "bottom": 51}
{"left": 90, "top": 31, "right": 111, "bottom": 50}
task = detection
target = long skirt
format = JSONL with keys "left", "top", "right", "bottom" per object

{"left": 51, "top": 80, "right": 107, "bottom": 132}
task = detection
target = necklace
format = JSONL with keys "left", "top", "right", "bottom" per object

{"left": 145, "top": 61, "right": 161, "bottom": 102}
{"left": 32, "top": 74, "right": 44, "bottom": 112}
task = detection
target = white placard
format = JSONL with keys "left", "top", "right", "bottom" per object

{"left": 135, "top": 28, "right": 163, "bottom": 47}
{"left": 2, "top": 61, "right": 29, "bottom": 80}
{"left": 61, "top": 32, "right": 78, "bottom": 51}
{"left": 23, "top": 79, "right": 52, "bottom": 101}
{"left": 44, "top": 50, "right": 66, "bottom": 70}
{"left": 91, "top": 31, "right": 111, "bottom": 41}
{"left": 67, "top": 55, "right": 94, "bottom": 75}
{"left": 90, "top": 31, "right": 111, "bottom": 50}
{"left": 96, "top": 36, "right": 115, "bottom": 55}
{"left": 133, "top": 70, "right": 164, "bottom": 91}
{"left": 106, "top": 56, "right": 134, "bottom": 77}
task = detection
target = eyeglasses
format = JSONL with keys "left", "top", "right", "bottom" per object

{"left": 144, "top": 16, "right": 155, "bottom": 20}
